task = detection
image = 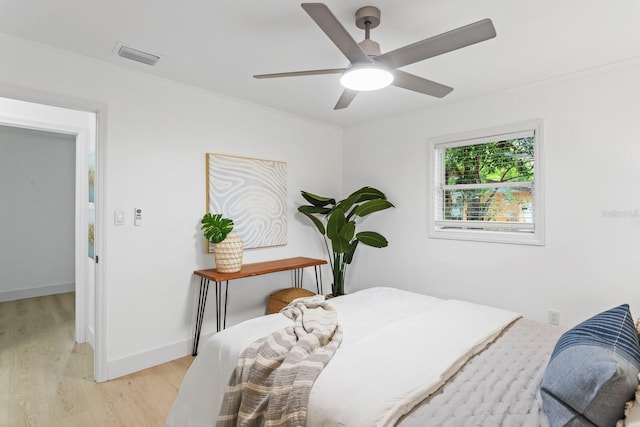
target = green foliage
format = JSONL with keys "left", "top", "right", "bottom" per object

{"left": 444, "top": 137, "right": 534, "bottom": 221}
{"left": 298, "top": 186, "right": 394, "bottom": 296}
{"left": 201, "top": 213, "right": 234, "bottom": 244}
{"left": 445, "top": 137, "right": 534, "bottom": 185}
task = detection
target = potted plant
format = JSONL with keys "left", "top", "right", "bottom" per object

{"left": 298, "top": 186, "right": 394, "bottom": 296}
{"left": 201, "top": 213, "right": 243, "bottom": 273}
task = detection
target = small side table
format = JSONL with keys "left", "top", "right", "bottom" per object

{"left": 191, "top": 256, "right": 327, "bottom": 355}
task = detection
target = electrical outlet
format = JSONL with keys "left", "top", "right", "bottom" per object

{"left": 548, "top": 310, "right": 560, "bottom": 325}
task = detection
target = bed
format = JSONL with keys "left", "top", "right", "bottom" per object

{"left": 166, "top": 287, "right": 640, "bottom": 427}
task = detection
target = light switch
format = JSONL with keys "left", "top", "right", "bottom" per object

{"left": 114, "top": 210, "right": 125, "bottom": 225}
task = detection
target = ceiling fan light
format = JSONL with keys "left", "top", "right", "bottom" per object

{"left": 340, "top": 65, "right": 393, "bottom": 91}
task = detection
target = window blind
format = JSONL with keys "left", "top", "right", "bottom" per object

{"left": 435, "top": 132, "right": 535, "bottom": 233}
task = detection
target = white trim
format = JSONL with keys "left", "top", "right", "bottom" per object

{"left": 433, "top": 129, "right": 535, "bottom": 149}
{"left": 429, "top": 226, "right": 542, "bottom": 245}
{"left": 94, "top": 107, "right": 108, "bottom": 382}
{"left": 107, "top": 333, "right": 205, "bottom": 380}
{"left": 86, "top": 326, "right": 96, "bottom": 349}
{"left": 75, "top": 127, "right": 90, "bottom": 344}
{"left": 428, "top": 119, "right": 545, "bottom": 246}
{"left": 0, "top": 282, "right": 75, "bottom": 302}
{"left": 434, "top": 220, "right": 535, "bottom": 230}
{"left": 430, "top": 121, "right": 538, "bottom": 146}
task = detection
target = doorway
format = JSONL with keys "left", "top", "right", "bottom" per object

{"left": 0, "top": 95, "right": 105, "bottom": 381}
{"left": 0, "top": 125, "right": 76, "bottom": 302}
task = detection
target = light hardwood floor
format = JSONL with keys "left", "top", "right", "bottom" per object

{"left": 0, "top": 293, "right": 193, "bottom": 427}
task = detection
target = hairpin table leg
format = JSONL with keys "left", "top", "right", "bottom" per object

{"left": 192, "top": 277, "right": 210, "bottom": 356}
{"left": 215, "top": 280, "right": 229, "bottom": 332}
{"left": 292, "top": 268, "right": 305, "bottom": 288}
{"left": 314, "top": 265, "right": 323, "bottom": 295}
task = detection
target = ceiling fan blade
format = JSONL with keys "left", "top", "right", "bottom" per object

{"left": 377, "top": 19, "right": 496, "bottom": 69}
{"left": 392, "top": 70, "right": 453, "bottom": 98}
{"left": 301, "top": 3, "right": 372, "bottom": 64}
{"left": 334, "top": 89, "right": 358, "bottom": 110}
{"left": 254, "top": 68, "right": 345, "bottom": 79}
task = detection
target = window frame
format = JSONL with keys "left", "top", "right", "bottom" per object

{"left": 428, "top": 120, "right": 545, "bottom": 246}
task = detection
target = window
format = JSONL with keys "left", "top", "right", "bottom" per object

{"left": 429, "top": 120, "right": 544, "bottom": 245}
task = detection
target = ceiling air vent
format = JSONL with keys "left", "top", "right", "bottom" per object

{"left": 116, "top": 45, "right": 160, "bottom": 66}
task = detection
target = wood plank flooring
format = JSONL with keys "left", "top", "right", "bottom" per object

{"left": 0, "top": 292, "right": 193, "bottom": 427}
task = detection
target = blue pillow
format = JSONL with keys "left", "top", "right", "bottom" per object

{"left": 541, "top": 304, "right": 640, "bottom": 427}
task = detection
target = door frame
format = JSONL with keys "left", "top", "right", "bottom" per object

{"left": 0, "top": 88, "right": 107, "bottom": 382}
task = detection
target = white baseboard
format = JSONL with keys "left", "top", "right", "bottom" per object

{"left": 106, "top": 331, "right": 215, "bottom": 380}
{"left": 0, "top": 282, "right": 75, "bottom": 302}
{"left": 86, "top": 326, "right": 95, "bottom": 350}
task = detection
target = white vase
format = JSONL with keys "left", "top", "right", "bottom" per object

{"left": 213, "top": 233, "right": 243, "bottom": 273}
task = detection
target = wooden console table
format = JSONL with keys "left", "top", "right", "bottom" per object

{"left": 191, "top": 256, "right": 327, "bottom": 355}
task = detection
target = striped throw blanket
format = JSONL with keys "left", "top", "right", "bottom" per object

{"left": 216, "top": 295, "right": 343, "bottom": 427}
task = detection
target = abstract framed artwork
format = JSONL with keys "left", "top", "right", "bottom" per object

{"left": 206, "top": 153, "right": 287, "bottom": 251}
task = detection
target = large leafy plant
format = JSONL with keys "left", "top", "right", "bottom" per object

{"left": 298, "top": 186, "right": 394, "bottom": 296}
{"left": 201, "top": 213, "right": 234, "bottom": 244}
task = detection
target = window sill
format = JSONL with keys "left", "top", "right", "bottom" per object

{"left": 429, "top": 227, "right": 544, "bottom": 246}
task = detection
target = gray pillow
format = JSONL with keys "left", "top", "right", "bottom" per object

{"left": 540, "top": 304, "right": 640, "bottom": 427}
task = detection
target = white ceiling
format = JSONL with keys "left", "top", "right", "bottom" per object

{"left": 1, "top": 0, "right": 640, "bottom": 127}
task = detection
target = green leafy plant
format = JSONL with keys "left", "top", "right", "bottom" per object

{"left": 201, "top": 213, "right": 234, "bottom": 244}
{"left": 298, "top": 186, "right": 394, "bottom": 296}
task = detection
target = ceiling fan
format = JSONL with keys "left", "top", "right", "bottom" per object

{"left": 253, "top": 3, "right": 496, "bottom": 110}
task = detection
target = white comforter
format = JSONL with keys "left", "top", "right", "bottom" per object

{"left": 166, "top": 287, "right": 520, "bottom": 427}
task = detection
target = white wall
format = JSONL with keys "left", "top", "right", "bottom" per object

{"left": 343, "top": 59, "right": 640, "bottom": 328}
{"left": 0, "top": 33, "right": 342, "bottom": 379}
{"left": 0, "top": 125, "right": 76, "bottom": 300}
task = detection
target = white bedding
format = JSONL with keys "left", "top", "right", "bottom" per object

{"left": 166, "top": 287, "right": 521, "bottom": 427}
